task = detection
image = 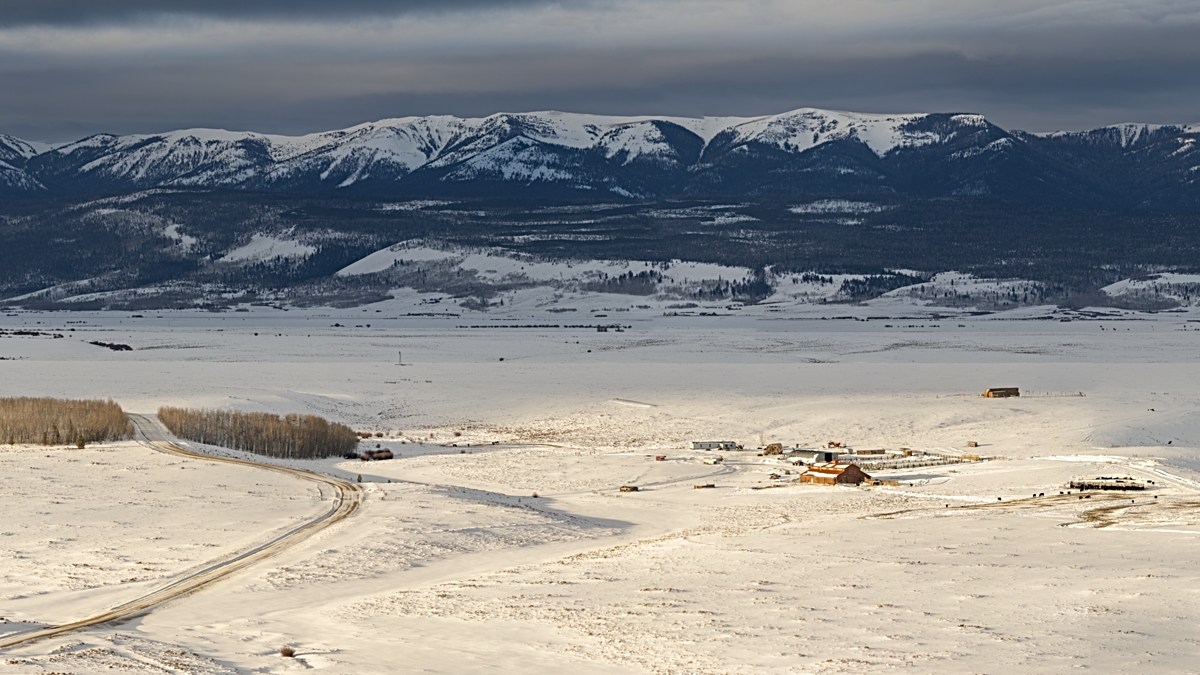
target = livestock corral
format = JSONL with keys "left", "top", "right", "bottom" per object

{"left": 693, "top": 438, "right": 993, "bottom": 475}
{"left": 1069, "top": 477, "right": 1148, "bottom": 491}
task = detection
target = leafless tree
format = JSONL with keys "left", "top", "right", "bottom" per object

{"left": 0, "top": 397, "right": 132, "bottom": 445}
{"left": 158, "top": 406, "right": 358, "bottom": 459}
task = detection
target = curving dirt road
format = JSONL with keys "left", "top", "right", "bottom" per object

{"left": 0, "top": 414, "right": 362, "bottom": 651}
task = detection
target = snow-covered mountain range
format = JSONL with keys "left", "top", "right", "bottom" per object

{"left": 3, "top": 108, "right": 1199, "bottom": 209}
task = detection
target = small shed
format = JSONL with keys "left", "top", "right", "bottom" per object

{"left": 791, "top": 450, "right": 839, "bottom": 465}
{"left": 799, "top": 461, "right": 871, "bottom": 486}
{"left": 983, "top": 387, "right": 1020, "bottom": 398}
{"left": 693, "top": 440, "right": 737, "bottom": 451}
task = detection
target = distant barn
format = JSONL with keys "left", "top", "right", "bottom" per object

{"left": 799, "top": 461, "right": 871, "bottom": 486}
{"left": 983, "top": 387, "right": 1020, "bottom": 398}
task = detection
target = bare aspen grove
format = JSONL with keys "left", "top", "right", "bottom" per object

{"left": 157, "top": 406, "right": 359, "bottom": 459}
{"left": 0, "top": 397, "right": 132, "bottom": 445}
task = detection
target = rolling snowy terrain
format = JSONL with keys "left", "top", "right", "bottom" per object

{"left": 1, "top": 308, "right": 1200, "bottom": 673}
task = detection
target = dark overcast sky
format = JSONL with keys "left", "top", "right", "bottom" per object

{"left": 2, "top": 0, "right": 1199, "bottom": 141}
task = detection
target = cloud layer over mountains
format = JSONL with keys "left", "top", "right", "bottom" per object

{"left": 1, "top": 1, "right": 1199, "bottom": 141}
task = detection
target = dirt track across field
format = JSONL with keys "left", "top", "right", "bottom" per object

{"left": 0, "top": 413, "right": 362, "bottom": 651}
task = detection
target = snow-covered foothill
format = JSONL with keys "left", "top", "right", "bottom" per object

{"left": 222, "top": 233, "right": 316, "bottom": 262}
{"left": 876, "top": 272, "right": 1053, "bottom": 311}
{"left": 336, "top": 244, "right": 461, "bottom": 276}
{"left": 1103, "top": 273, "right": 1200, "bottom": 294}
{"left": 337, "top": 243, "right": 755, "bottom": 287}
{"left": 1102, "top": 273, "right": 1200, "bottom": 306}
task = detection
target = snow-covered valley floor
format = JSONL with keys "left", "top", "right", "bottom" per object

{"left": 1, "top": 308, "right": 1199, "bottom": 673}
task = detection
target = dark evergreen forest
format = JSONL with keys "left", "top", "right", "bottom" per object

{"left": 2, "top": 191, "right": 1198, "bottom": 309}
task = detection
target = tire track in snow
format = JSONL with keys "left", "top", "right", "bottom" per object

{"left": 0, "top": 414, "right": 362, "bottom": 651}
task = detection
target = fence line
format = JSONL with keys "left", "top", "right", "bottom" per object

{"left": 937, "top": 391, "right": 1085, "bottom": 398}
{"left": 854, "top": 456, "right": 972, "bottom": 471}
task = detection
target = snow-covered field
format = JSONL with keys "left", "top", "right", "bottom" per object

{"left": 2, "top": 306, "right": 1200, "bottom": 673}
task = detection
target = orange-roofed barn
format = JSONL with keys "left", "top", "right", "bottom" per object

{"left": 799, "top": 461, "right": 871, "bottom": 486}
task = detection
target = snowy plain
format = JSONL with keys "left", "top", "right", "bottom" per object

{"left": 1, "top": 302, "right": 1200, "bottom": 674}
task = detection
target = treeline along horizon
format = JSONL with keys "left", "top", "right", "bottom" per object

{"left": 0, "top": 397, "right": 132, "bottom": 445}
{"left": 158, "top": 406, "right": 358, "bottom": 459}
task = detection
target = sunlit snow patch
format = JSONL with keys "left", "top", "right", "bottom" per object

{"left": 702, "top": 214, "right": 759, "bottom": 226}
{"left": 223, "top": 233, "right": 316, "bottom": 262}
{"left": 377, "top": 200, "right": 452, "bottom": 211}
{"left": 789, "top": 200, "right": 889, "bottom": 214}
{"left": 163, "top": 223, "right": 197, "bottom": 250}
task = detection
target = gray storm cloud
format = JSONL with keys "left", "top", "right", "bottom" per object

{"left": 0, "top": 0, "right": 556, "bottom": 25}
{"left": 1, "top": 0, "right": 1198, "bottom": 141}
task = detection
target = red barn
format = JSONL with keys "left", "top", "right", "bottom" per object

{"left": 799, "top": 461, "right": 871, "bottom": 486}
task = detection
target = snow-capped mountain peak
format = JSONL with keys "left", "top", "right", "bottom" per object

{"left": 718, "top": 108, "right": 945, "bottom": 157}
{"left": 5, "top": 108, "right": 1200, "bottom": 210}
{"left": 0, "top": 134, "right": 51, "bottom": 161}
{"left": 1031, "top": 122, "right": 1200, "bottom": 148}
{"left": 9, "top": 108, "right": 974, "bottom": 193}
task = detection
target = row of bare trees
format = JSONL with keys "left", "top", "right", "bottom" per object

{"left": 0, "top": 397, "right": 132, "bottom": 446}
{"left": 158, "top": 406, "right": 359, "bottom": 459}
